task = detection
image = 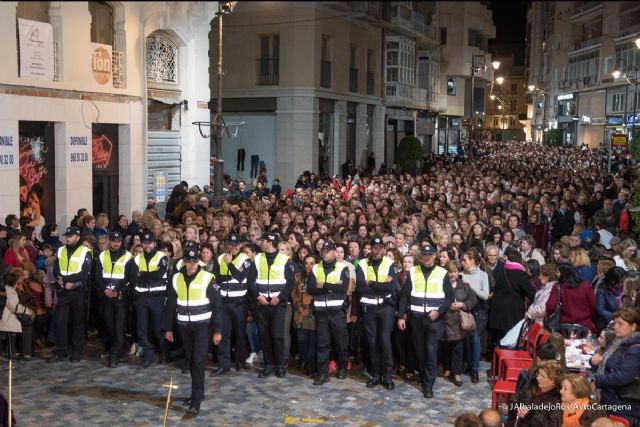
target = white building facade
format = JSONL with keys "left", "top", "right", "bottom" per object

{"left": 0, "top": 1, "right": 217, "bottom": 227}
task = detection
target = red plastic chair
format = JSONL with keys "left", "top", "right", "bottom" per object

{"left": 609, "top": 415, "right": 630, "bottom": 427}
{"left": 491, "top": 322, "right": 541, "bottom": 383}
{"left": 501, "top": 358, "right": 532, "bottom": 382}
{"left": 492, "top": 379, "right": 517, "bottom": 410}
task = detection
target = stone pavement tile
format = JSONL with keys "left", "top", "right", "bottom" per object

{"left": 0, "top": 351, "right": 492, "bottom": 426}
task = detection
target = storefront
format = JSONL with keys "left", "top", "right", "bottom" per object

{"left": 437, "top": 116, "right": 461, "bottom": 154}
{"left": 576, "top": 90, "right": 606, "bottom": 148}
{"left": 557, "top": 93, "right": 577, "bottom": 145}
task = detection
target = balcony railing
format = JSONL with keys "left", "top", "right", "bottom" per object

{"left": 350, "top": 1, "right": 381, "bottom": 20}
{"left": 349, "top": 68, "right": 358, "bottom": 92}
{"left": 112, "top": 50, "right": 125, "bottom": 89}
{"left": 571, "top": 36, "right": 602, "bottom": 51}
{"left": 321, "top": 60, "right": 332, "bottom": 88}
{"left": 618, "top": 22, "right": 640, "bottom": 39}
{"left": 367, "top": 72, "right": 374, "bottom": 95}
{"left": 385, "top": 82, "right": 428, "bottom": 109}
{"left": 383, "top": 3, "right": 425, "bottom": 36}
{"left": 53, "top": 40, "right": 60, "bottom": 82}
{"left": 256, "top": 58, "right": 279, "bottom": 85}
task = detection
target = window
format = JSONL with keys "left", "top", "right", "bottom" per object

{"left": 147, "top": 99, "right": 181, "bottom": 131}
{"left": 321, "top": 34, "right": 331, "bottom": 62}
{"left": 146, "top": 32, "right": 178, "bottom": 84}
{"left": 366, "top": 50, "right": 375, "bottom": 95}
{"left": 440, "top": 27, "right": 447, "bottom": 45}
{"left": 385, "top": 36, "right": 415, "bottom": 86}
{"left": 447, "top": 77, "right": 456, "bottom": 96}
{"left": 16, "top": 1, "right": 50, "bottom": 22}
{"left": 258, "top": 34, "right": 279, "bottom": 85}
{"left": 509, "top": 117, "right": 516, "bottom": 127}
{"left": 350, "top": 45, "right": 358, "bottom": 92}
{"left": 321, "top": 34, "right": 331, "bottom": 88}
{"left": 89, "top": 1, "right": 114, "bottom": 47}
{"left": 612, "top": 93, "right": 625, "bottom": 112}
{"left": 493, "top": 117, "right": 499, "bottom": 127}
{"left": 615, "top": 40, "right": 640, "bottom": 70}
{"left": 511, "top": 83, "right": 517, "bottom": 93}
{"left": 509, "top": 100, "right": 517, "bottom": 112}
{"left": 566, "top": 50, "right": 599, "bottom": 86}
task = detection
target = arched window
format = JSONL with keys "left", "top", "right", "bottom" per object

{"left": 89, "top": 1, "right": 114, "bottom": 47}
{"left": 146, "top": 32, "right": 178, "bottom": 85}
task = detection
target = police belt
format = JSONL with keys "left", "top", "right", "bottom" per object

{"left": 55, "top": 281, "right": 84, "bottom": 293}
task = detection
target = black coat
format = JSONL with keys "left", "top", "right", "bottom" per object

{"left": 488, "top": 264, "right": 536, "bottom": 332}
{"left": 509, "top": 387, "right": 562, "bottom": 427}
{"left": 442, "top": 278, "right": 478, "bottom": 342}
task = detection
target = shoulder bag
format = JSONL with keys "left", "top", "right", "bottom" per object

{"left": 543, "top": 284, "right": 562, "bottom": 332}
{"left": 458, "top": 283, "right": 476, "bottom": 332}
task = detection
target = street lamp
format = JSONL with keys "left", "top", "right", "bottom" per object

{"left": 527, "top": 84, "right": 550, "bottom": 144}
{"left": 495, "top": 76, "right": 504, "bottom": 85}
{"left": 469, "top": 56, "right": 501, "bottom": 139}
{"left": 611, "top": 58, "right": 639, "bottom": 172}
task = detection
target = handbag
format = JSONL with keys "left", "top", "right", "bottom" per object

{"left": 616, "top": 378, "right": 640, "bottom": 403}
{"left": 15, "top": 310, "right": 34, "bottom": 327}
{"left": 544, "top": 284, "right": 563, "bottom": 332}
{"left": 459, "top": 310, "right": 476, "bottom": 332}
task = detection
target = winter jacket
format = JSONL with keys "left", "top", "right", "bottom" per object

{"left": 545, "top": 281, "right": 596, "bottom": 333}
{"left": 488, "top": 262, "right": 536, "bottom": 332}
{"left": 593, "top": 333, "right": 640, "bottom": 418}
{"left": 442, "top": 277, "right": 478, "bottom": 342}
{"left": 526, "top": 282, "right": 555, "bottom": 324}
{"left": 0, "top": 285, "right": 34, "bottom": 333}
{"left": 595, "top": 287, "right": 621, "bottom": 331}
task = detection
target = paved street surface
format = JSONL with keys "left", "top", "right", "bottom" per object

{"left": 0, "top": 341, "right": 492, "bottom": 426}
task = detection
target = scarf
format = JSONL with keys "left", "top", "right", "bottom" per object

{"left": 597, "top": 331, "right": 640, "bottom": 376}
{"left": 612, "top": 286, "right": 624, "bottom": 307}
{"left": 562, "top": 397, "right": 589, "bottom": 427}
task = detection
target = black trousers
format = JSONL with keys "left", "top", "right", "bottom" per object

{"left": 361, "top": 304, "right": 394, "bottom": 380}
{"left": 55, "top": 289, "right": 85, "bottom": 358}
{"left": 411, "top": 314, "right": 444, "bottom": 390}
{"left": 237, "top": 149, "right": 245, "bottom": 171}
{"left": 441, "top": 339, "right": 464, "bottom": 376}
{"left": 179, "top": 322, "right": 210, "bottom": 402}
{"left": 315, "top": 309, "right": 348, "bottom": 376}
{"left": 256, "top": 303, "right": 287, "bottom": 369}
{"left": 392, "top": 317, "right": 416, "bottom": 373}
{"left": 218, "top": 299, "right": 248, "bottom": 369}
{"left": 250, "top": 155, "right": 260, "bottom": 178}
{"left": 102, "top": 296, "right": 126, "bottom": 360}
{"left": 135, "top": 294, "right": 166, "bottom": 362}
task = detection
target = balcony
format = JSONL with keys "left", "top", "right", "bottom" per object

{"left": 618, "top": 22, "right": 640, "bottom": 39}
{"left": 382, "top": 2, "right": 426, "bottom": 39}
{"left": 349, "top": 68, "right": 358, "bottom": 92}
{"left": 384, "top": 82, "right": 427, "bottom": 110}
{"left": 256, "top": 58, "right": 279, "bottom": 85}
{"left": 351, "top": 1, "right": 381, "bottom": 22}
{"left": 569, "top": 36, "right": 602, "bottom": 53}
{"left": 367, "top": 72, "right": 374, "bottom": 95}
{"left": 567, "top": 1, "right": 603, "bottom": 23}
{"left": 320, "top": 60, "right": 332, "bottom": 88}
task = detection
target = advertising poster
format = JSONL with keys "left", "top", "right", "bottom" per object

{"left": 18, "top": 121, "right": 55, "bottom": 231}
{"left": 17, "top": 18, "right": 54, "bottom": 80}
{"left": 92, "top": 124, "right": 119, "bottom": 175}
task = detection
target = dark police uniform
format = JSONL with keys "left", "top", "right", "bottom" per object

{"left": 165, "top": 249, "right": 222, "bottom": 416}
{"left": 213, "top": 233, "right": 252, "bottom": 375}
{"left": 51, "top": 226, "right": 93, "bottom": 362}
{"left": 94, "top": 231, "right": 132, "bottom": 367}
{"left": 398, "top": 245, "right": 453, "bottom": 398}
{"left": 307, "top": 242, "right": 350, "bottom": 385}
{"left": 355, "top": 237, "right": 398, "bottom": 389}
{"left": 247, "top": 233, "right": 296, "bottom": 378}
{"left": 128, "top": 230, "right": 169, "bottom": 368}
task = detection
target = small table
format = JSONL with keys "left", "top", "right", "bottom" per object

{"left": 564, "top": 338, "right": 597, "bottom": 374}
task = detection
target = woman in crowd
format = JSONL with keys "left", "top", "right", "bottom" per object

{"left": 545, "top": 262, "right": 597, "bottom": 334}
{"left": 526, "top": 259, "right": 542, "bottom": 292}
{"left": 441, "top": 260, "right": 477, "bottom": 387}
{"left": 510, "top": 359, "right": 565, "bottom": 427}
{"left": 462, "top": 248, "right": 490, "bottom": 383}
{"left": 488, "top": 247, "right": 536, "bottom": 350}
{"left": 596, "top": 266, "right": 626, "bottom": 331}
{"left": 570, "top": 247, "right": 596, "bottom": 284}
{"left": 525, "top": 263, "right": 559, "bottom": 324}
{"left": 559, "top": 374, "right": 608, "bottom": 426}
{"left": 0, "top": 269, "right": 35, "bottom": 359}
{"left": 94, "top": 213, "right": 110, "bottom": 238}
{"left": 591, "top": 308, "right": 640, "bottom": 425}
{"left": 614, "top": 239, "right": 640, "bottom": 272}
{"left": 292, "top": 254, "right": 317, "bottom": 376}
{"left": 393, "top": 253, "right": 415, "bottom": 381}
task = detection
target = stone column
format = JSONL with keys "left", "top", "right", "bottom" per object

{"left": 276, "top": 96, "right": 318, "bottom": 188}
{"left": 333, "top": 100, "right": 347, "bottom": 175}
{"left": 372, "top": 104, "right": 385, "bottom": 171}
{"left": 355, "top": 103, "right": 368, "bottom": 170}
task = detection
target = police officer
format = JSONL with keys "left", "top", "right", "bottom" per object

{"left": 398, "top": 244, "right": 453, "bottom": 399}
{"left": 165, "top": 247, "right": 222, "bottom": 417}
{"left": 247, "top": 232, "right": 295, "bottom": 378}
{"left": 211, "top": 233, "right": 252, "bottom": 376}
{"left": 129, "top": 229, "right": 169, "bottom": 369}
{"left": 49, "top": 226, "right": 93, "bottom": 363}
{"left": 95, "top": 231, "right": 132, "bottom": 367}
{"left": 307, "top": 241, "right": 350, "bottom": 385}
{"left": 355, "top": 236, "right": 398, "bottom": 390}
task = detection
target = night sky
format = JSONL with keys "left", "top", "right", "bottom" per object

{"left": 488, "top": 1, "right": 530, "bottom": 65}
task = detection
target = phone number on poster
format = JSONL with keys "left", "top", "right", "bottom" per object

{"left": 70, "top": 152, "right": 89, "bottom": 162}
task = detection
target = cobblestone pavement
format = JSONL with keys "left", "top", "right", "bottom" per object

{"left": 0, "top": 341, "right": 492, "bottom": 427}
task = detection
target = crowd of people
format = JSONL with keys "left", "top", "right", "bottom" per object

{"left": 1, "top": 138, "right": 639, "bottom": 424}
